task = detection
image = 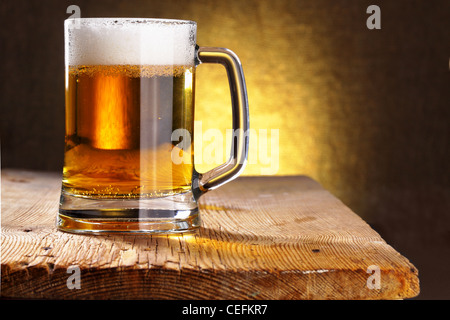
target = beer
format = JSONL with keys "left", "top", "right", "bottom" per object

{"left": 63, "top": 64, "right": 194, "bottom": 198}
{"left": 59, "top": 18, "right": 248, "bottom": 234}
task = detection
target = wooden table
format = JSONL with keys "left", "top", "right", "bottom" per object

{"left": 1, "top": 169, "right": 419, "bottom": 299}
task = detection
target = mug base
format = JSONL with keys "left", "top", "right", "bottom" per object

{"left": 57, "top": 211, "right": 200, "bottom": 235}
{"left": 57, "top": 191, "right": 200, "bottom": 235}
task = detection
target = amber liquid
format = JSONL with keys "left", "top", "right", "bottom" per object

{"left": 63, "top": 65, "right": 195, "bottom": 199}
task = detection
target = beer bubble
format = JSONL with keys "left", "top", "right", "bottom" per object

{"left": 65, "top": 18, "right": 196, "bottom": 67}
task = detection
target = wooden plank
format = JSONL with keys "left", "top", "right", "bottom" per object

{"left": 0, "top": 169, "right": 419, "bottom": 299}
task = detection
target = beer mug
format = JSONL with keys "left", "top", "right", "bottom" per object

{"left": 58, "top": 18, "right": 249, "bottom": 234}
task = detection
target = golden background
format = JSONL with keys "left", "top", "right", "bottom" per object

{"left": 1, "top": 0, "right": 449, "bottom": 299}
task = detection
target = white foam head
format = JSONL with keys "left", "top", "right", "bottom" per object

{"left": 65, "top": 18, "right": 197, "bottom": 66}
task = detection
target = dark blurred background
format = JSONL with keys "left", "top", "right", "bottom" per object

{"left": 1, "top": 0, "right": 449, "bottom": 299}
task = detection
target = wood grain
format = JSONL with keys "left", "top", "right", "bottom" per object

{"left": 1, "top": 169, "right": 419, "bottom": 299}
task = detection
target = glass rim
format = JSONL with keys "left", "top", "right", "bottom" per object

{"left": 65, "top": 17, "right": 197, "bottom": 26}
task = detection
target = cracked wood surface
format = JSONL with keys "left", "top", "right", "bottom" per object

{"left": 1, "top": 169, "right": 419, "bottom": 299}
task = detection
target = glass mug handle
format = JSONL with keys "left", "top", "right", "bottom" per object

{"left": 192, "top": 46, "right": 250, "bottom": 198}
